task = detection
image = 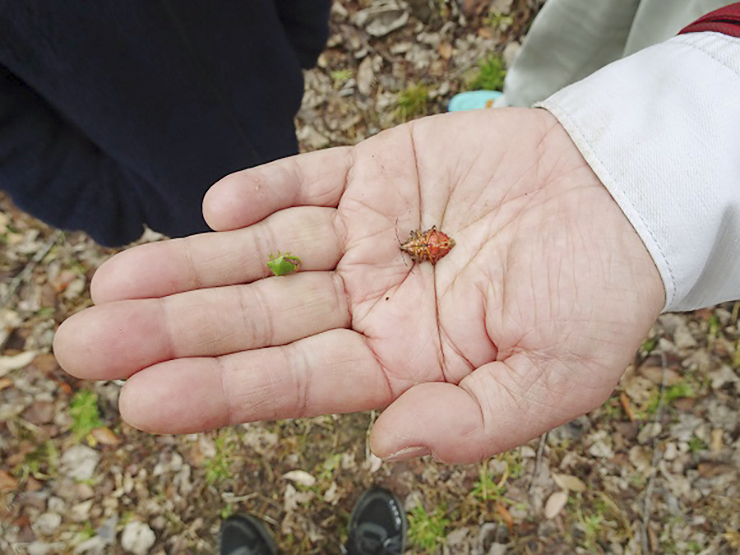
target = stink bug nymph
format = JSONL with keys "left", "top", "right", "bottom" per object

{"left": 399, "top": 225, "right": 455, "bottom": 265}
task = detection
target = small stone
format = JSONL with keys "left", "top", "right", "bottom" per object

{"left": 27, "top": 541, "right": 60, "bottom": 555}
{"left": 445, "top": 527, "right": 470, "bottom": 550}
{"left": 60, "top": 445, "right": 100, "bottom": 481}
{"left": 47, "top": 497, "right": 65, "bottom": 513}
{"left": 97, "top": 516, "right": 118, "bottom": 543}
{"left": 150, "top": 516, "right": 167, "bottom": 530}
{"left": 33, "top": 512, "right": 62, "bottom": 536}
{"left": 152, "top": 451, "right": 184, "bottom": 476}
{"left": 71, "top": 500, "right": 94, "bottom": 522}
{"left": 120, "top": 522, "right": 156, "bottom": 555}
{"left": 403, "top": 490, "right": 423, "bottom": 512}
{"left": 587, "top": 431, "right": 614, "bottom": 458}
{"left": 76, "top": 483, "right": 96, "bottom": 500}
{"left": 673, "top": 324, "right": 697, "bottom": 350}
{"left": 663, "top": 442, "right": 679, "bottom": 461}
{"left": 73, "top": 536, "right": 107, "bottom": 555}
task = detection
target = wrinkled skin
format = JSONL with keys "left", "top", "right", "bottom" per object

{"left": 54, "top": 109, "right": 664, "bottom": 464}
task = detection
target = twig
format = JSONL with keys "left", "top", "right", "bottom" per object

{"left": 220, "top": 492, "right": 258, "bottom": 504}
{"left": 365, "top": 409, "right": 377, "bottom": 462}
{"left": 529, "top": 431, "right": 548, "bottom": 495}
{"left": 1, "top": 230, "right": 62, "bottom": 307}
{"left": 641, "top": 350, "right": 668, "bottom": 553}
{"left": 730, "top": 301, "right": 739, "bottom": 326}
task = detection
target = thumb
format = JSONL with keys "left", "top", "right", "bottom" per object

{"left": 369, "top": 359, "right": 612, "bottom": 464}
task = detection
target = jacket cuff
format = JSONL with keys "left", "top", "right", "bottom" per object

{"left": 538, "top": 32, "right": 740, "bottom": 312}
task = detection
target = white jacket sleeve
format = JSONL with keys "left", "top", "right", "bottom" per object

{"left": 538, "top": 32, "right": 740, "bottom": 313}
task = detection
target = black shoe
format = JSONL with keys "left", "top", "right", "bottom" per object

{"left": 346, "top": 488, "right": 407, "bottom": 555}
{"left": 219, "top": 514, "right": 278, "bottom": 555}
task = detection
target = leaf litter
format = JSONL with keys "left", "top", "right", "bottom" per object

{"left": 1, "top": 1, "right": 739, "bottom": 553}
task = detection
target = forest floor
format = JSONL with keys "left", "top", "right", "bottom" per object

{"left": 1, "top": 1, "right": 739, "bottom": 553}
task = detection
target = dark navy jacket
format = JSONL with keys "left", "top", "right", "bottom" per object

{"left": 0, "top": 1, "right": 330, "bottom": 246}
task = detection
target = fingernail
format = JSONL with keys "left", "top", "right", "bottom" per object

{"left": 383, "top": 446, "right": 431, "bottom": 462}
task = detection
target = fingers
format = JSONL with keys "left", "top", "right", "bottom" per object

{"left": 370, "top": 355, "right": 613, "bottom": 464}
{"left": 203, "top": 147, "right": 353, "bottom": 231}
{"left": 117, "top": 329, "right": 393, "bottom": 433}
{"left": 91, "top": 206, "right": 342, "bottom": 303}
{"left": 54, "top": 271, "right": 350, "bottom": 380}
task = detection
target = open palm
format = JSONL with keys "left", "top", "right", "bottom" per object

{"left": 54, "top": 109, "right": 664, "bottom": 463}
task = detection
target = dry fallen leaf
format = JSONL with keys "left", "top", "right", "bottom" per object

{"left": 283, "top": 483, "right": 315, "bottom": 512}
{"left": 90, "top": 427, "right": 120, "bottom": 446}
{"left": 710, "top": 429, "right": 724, "bottom": 454}
{"left": 697, "top": 462, "right": 736, "bottom": 479}
{"left": 620, "top": 392, "right": 636, "bottom": 422}
{"left": 544, "top": 491, "right": 569, "bottom": 519}
{"left": 31, "top": 353, "right": 59, "bottom": 374}
{"left": 323, "top": 481, "right": 341, "bottom": 504}
{"left": 638, "top": 365, "right": 683, "bottom": 386}
{"left": 723, "top": 528, "right": 740, "bottom": 549}
{"left": 282, "top": 470, "right": 316, "bottom": 488}
{"left": 437, "top": 42, "right": 453, "bottom": 60}
{"left": 552, "top": 473, "right": 587, "bottom": 493}
{"left": 495, "top": 501, "right": 514, "bottom": 532}
{"left": 0, "top": 351, "right": 37, "bottom": 377}
{"left": 364, "top": 453, "right": 383, "bottom": 474}
{"left": 0, "top": 469, "right": 18, "bottom": 492}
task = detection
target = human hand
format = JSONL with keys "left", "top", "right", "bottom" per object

{"left": 54, "top": 109, "right": 664, "bottom": 464}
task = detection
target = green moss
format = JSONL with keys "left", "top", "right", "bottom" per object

{"left": 468, "top": 55, "right": 506, "bottom": 91}
{"left": 408, "top": 504, "right": 449, "bottom": 551}
{"left": 69, "top": 389, "right": 102, "bottom": 441}
{"left": 204, "top": 430, "right": 238, "bottom": 486}
{"left": 396, "top": 83, "right": 429, "bottom": 122}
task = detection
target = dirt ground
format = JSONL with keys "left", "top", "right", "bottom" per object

{"left": 1, "top": 1, "right": 739, "bottom": 553}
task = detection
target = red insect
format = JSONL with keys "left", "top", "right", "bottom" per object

{"left": 399, "top": 225, "right": 456, "bottom": 265}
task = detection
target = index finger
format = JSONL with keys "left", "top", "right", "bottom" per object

{"left": 91, "top": 206, "right": 343, "bottom": 303}
{"left": 204, "top": 146, "right": 354, "bottom": 231}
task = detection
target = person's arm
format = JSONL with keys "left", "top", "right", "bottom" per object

{"left": 0, "top": 64, "right": 147, "bottom": 246}
{"left": 538, "top": 4, "right": 740, "bottom": 312}
{"left": 273, "top": 0, "right": 332, "bottom": 68}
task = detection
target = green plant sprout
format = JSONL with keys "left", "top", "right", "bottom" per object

{"left": 267, "top": 252, "right": 301, "bottom": 276}
{"left": 640, "top": 336, "right": 657, "bottom": 354}
{"left": 396, "top": 83, "right": 429, "bottom": 122}
{"left": 408, "top": 504, "right": 449, "bottom": 551}
{"left": 468, "top": 55, "right": 506, "bottom": 91}
{"left": 69, "top": 389, "right": 102, "bottom": 441}
{"left": 204, "top": 430, "right": 237, "bottom": 486}
{"left": 14, "top": 440, "right": 58, "bottom": 482}
{"left": 484, "top": 11, "right": 514, "bottom": 30}
{"left": 331, "top": 68, "right": 353, "bottom": 86}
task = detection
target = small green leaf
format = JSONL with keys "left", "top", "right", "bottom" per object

{"left": 267, "top": 252, "right": 301, "bottom": 276}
